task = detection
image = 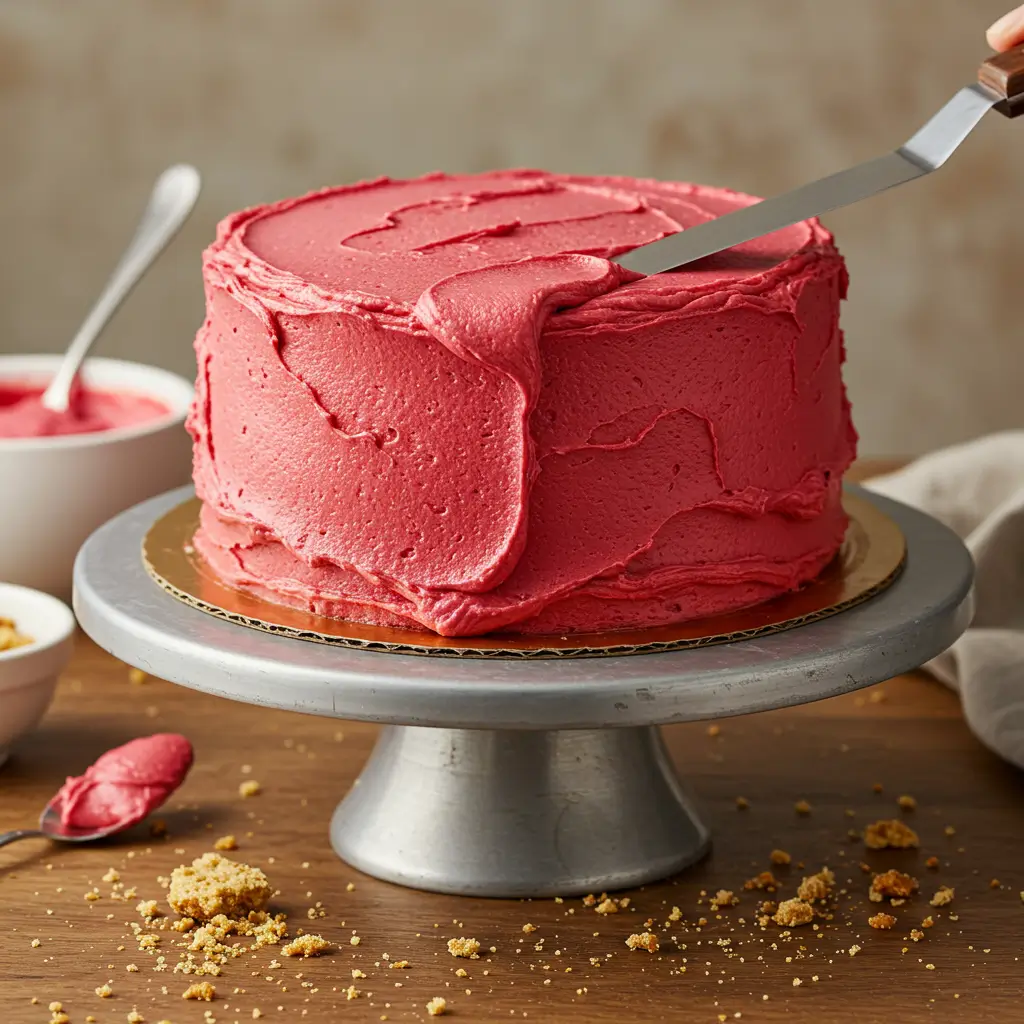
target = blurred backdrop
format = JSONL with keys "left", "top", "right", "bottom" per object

{"left": 0, "top": 0, "right": 1020, "bottom": 455}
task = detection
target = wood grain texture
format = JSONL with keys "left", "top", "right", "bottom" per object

{"left": 1, "top": 463, "right": 1021, "bottom": 1023}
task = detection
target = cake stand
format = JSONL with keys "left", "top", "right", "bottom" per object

{"left": 72, "top": 487, "right": 973, "bottom": 898}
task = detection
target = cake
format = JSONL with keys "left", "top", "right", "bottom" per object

{"left": 188, "top": 170, "right": 856, "bottom": 637}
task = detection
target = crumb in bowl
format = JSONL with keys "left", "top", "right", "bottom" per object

{"left": 0, "top": 616, "right": 33, "bottom": 651}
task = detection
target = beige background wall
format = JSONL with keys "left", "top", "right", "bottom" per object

{"left": 0, "top": 0, "right": 1020, "bottom": 454}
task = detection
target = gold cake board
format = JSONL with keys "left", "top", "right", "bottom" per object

{"left": 142, "top": 492, "right": 906, "bottom": 660}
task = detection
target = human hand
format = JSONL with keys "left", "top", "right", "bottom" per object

{"left": 987, "top": 5, "right": 1024, "bottom": 51}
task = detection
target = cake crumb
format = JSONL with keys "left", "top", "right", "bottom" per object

{"left": 770, "top": 849, "right": 791, "bottom": 866}
{"left": 864, "top": 819, "right": 919, "bottom": 849}
{"left": 870, "top": 869, "right": 918, "bottom": 903}
{"left": 137, "top": 899, "right": 161, "bottom": 919}
{"left": 183, "top": 981, "right": 216, "bottom": 1001}
{"left": 239, "top": 780, "right": 261, "bottom": 799}
{"left": 794, "top": 799, "right": 812, "bottom": 815}
{"left": 710, "top": 889, "right": 738, "bottom": 910}
{"left": 390, "top": 960, "right": 410, "bottom": 969}
{"left": 773, "top": 899, "right": 814, "bottom": 927}
{"left": 921, "top": 915, "right": 935, "bottom": 928}
{"left": 796, "top": 868, "right": 834, "bottom": 902}
{"left": 128, "top": 667, "right": 148, "bottom": 685}
{"left": 168, "top": 852, "right": 271, "bottom": 920}
{"left": 897, "top": 794, "right": 916, "bottom": 810}
{"left": 594, "top": 898, "right": 619, "bottom": 915}
{"left": 925, "top": 856, "right": 940, "bottom": 869}
{"left": 910, "top": 929, "right": 925, "bottom": 942}
{"left": 283, "top": 934, "right": 331, "bottom": 958}
{"left": 522, "top": 923, "right": 538, "bottom": 933}
{"left": 344, "top": 985, "right": 360, "bottom": 1000}
{"left": 868, "top": 913, "right": 897, "bottom": 930}
{"left": 744, "top": 872, "right": 779, "bottom": 892}
{"left": 426, "top": 996, "right": 447, "bottom": 1016}
{"left": 848, "top": 944, "right": 861, "bottom": 957}
{"left": 735, "top": 796, "right": 750, "bottom": 810}
{"left": 127, "top": 963, "right": 140, "bottom": 972}
{"left": 929, "top": 886, "right": 955, "bottom": 907}
{"left": 96, "top": 983, "right": 114, "bottom": 998}
{"left": 625, "top": 931, "right": 659, "bottom": 952}
{"left": 447, "top": 937, "right": 481, "bottom": 959}
{"left": 706, "top": 724, "right": 721, "bottom": 737}
{"left": 103, "top": 868, "right": 121, "bottom": 884}
{"left": 127, "top": 1010, "right": 145, "bottom": 1024}
{"left": 213, "top": 835, "right": 238, "bottom": 852}
{"left": 31, "top": 938, "right": 41, "bottom": 948}
{"left": 792, "top": 977, "right": 802, "bottom": 987}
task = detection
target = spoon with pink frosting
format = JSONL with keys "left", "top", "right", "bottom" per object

{"left": 40, "top": 164, "right": 201, "bottom": 415}
{"left": 0, "top": 734, "right": 193, "bottom": 847}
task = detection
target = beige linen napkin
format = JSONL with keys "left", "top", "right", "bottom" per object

{"left": 864, "top": 431, "right": 1024, "bottom": 769}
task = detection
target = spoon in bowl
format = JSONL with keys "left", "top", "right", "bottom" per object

{"left": 40, "top": 163, "right": 201, "bottom": 414}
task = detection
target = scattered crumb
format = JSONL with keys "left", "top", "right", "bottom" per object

{"left": 213, "top": 835, "right": 238, "bottom": 852}
{"left": 31, "top": 938, "right": 41, "bottom": 948}
{"left": 350, "top": 935, "right": 361, "bottom": 946}
{"left": 149, "top": 819, "right": 168, "bottom": 838}
{"left": 921, "top": 916, "right": 935, "bottom": 929}
{"left": 990, "top": 878, "right": 1001, "bottom": 889}
{"left": 770, "top": 849, "right": 791, "bottom": 866}
{"left": 103, "top": 868, "right": 121, "bottom": 884}
{"left": 735, "top": 796, "right": 749, "bottom": 810}
{"left": 522, "top": 923, "right": 538, "bottom": 934}
{"left": 929, "top": 886, "right": 955, "bottom": 907}
{"left": 128, "top": 667, "right": 148, "bottom": 685}
{"left": 168, "top": 853, "right": 272, "bottom": 920}
{"left": 183, "top": 981, "right": 216, "bottom": 1001}
{"left": 744, "top": 872, "right": 779, "bottom": 892}
{"left": 910, "top": 929, "right": 925, "bottom": 942}
{"left": 625, "top": 932, "right": 659, "bottom": 952}
{"left": 344, "top": 985, "right": 360, "bottom": 1000}
{"left": 794, "top": 799, "right": 812, "bottom": 815}
{"left": 594, "top": 898, "right": 619, "bottom": 915}
{"left": 870, "top": 870, "right": 918, "bottom": 903}
{"left": 447, "top": 937, "right": 481, "bottom": 959}
{"left": 869, "top": 913, "right": 897, "bottom": 930}
{"left": 944, "top": 825, "right": 956, "bottom": 836}
{"left": 792, "top": 977, "right": 802, "bottom": 987}
{"left": 848, "top": 945, "right": 861, "bottom": 957}
{"left": 239, "top": 780, "right": 262, "bottom": 799}
{"left": 137, "top": 899, "right": 161, "bottom": 919}
{"left": 390, "top": 960, "right": 410, "bottom": 969}
{"left": 872, "top": 783, "right": 884, "bottom": 793}
{"left": 925, "top": 856, "right": 940, "bottom": 869}
{"left": 96, "top": 984, "right": 113, "bottom": 998}
{"left": 864, "top": 819, "right": 919, "bottom": 849}
{"left": 773, "top": 899, "right": 814, "bottom": 927}
{"left": 426, "top": 996, "right": 447, "bottom": 1016}
{"left": 706, "top": 724, "right": 721, "bottom": 737}
{"left": 127, "top": 1011, "right": 145, "bottom": 1024}
{"left": 282, "top": 934, "right": 331, "bottom": 958}
{"left": 897, "top": 794, "right": 916, "bottom": 811}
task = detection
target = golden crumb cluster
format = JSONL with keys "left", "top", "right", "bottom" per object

{"left": 868, "top": 912, "right": 897, "bottom": 929}
{"left": 0, "top": 616, "right": 32, "bottom": 651}
{"left": 426, "top": 995, "right": 448, "bottom": 1016}
{"left": 870, "top": 869, "right": 918, "bottom": 903}
{"left": 182, "top": 981, "right": 216, "bottom": 1001}
{"left": 864, "top": 819, "right": 919, "bottom": 849}
{"left": 769, "top": 849, "right": 792, "bottom": 866}
{"left": 168, "top": 853, "right": 272, "bottom": 921}
{"left": 773, "top": 898, "right": 815, "bottom": 928}
{"left": 282, "top": 934, "right": 331, "bottom": 958}
{"left": 929, "top": 886, "right": 955, "bottom": 907}
{"left": 796, "top": 867, "right": 834, "bottom": 903}
{"left": 625, "top": 931, "right": 659, "bottom": 952}
{"left": 447, "top": 937, "right": 481, "bottom": 959}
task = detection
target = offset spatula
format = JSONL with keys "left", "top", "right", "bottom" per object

{"left": 615, "top": 45, "right": 1024, "bottom": 275}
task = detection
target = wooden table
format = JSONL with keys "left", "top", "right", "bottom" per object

{"left": 2, "top": 469, "right": 1023, "bottom": 1024}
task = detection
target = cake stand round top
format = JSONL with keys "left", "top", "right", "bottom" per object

{"left": 73, "top": 486, "right": 973, "bottom": 731}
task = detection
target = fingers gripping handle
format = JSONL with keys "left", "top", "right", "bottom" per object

{"left": 980, "top": 43, "right": 1024, "bottom": 117}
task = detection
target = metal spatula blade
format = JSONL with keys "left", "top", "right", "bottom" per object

{"left": 615, "top": 45, "right": 1024, "bottom": 276}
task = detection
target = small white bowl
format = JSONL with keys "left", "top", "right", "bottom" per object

{"left": 0, "top": 582, "right": 75, "bottom": 766}
{"left": 0, "top": 355, "right": 194, "bottom": 599}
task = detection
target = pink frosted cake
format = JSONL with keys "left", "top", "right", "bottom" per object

{"left": 187, "top": 171, "right": 856, "bottom": 637}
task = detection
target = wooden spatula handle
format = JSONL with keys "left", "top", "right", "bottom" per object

{"left": 979, "top": 43, "right": 1024, "bottom": 117}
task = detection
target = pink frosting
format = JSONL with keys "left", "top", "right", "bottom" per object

{"left": 0, "top": 381, "right": 169, "bottom": 439}
{"left": 53, "top": 734, "right": 193, "bottom": 832}
{"left": 188, "top": 171, "right": 857, "bottom": 636}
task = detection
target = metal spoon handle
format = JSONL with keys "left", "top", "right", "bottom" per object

{"left": 0, "top": 828, "right": 46, "bottom": 848}
{"left": 41, "top": 163, "right": 201, "bottom": 413}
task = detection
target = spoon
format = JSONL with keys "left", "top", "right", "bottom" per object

{"left": 40, "top": 163, "right": 202, "bottom": 414}
{"left": 0, "top": 800, "right": 125, "bottom": 848}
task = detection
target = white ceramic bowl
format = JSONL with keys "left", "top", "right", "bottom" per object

{"left": 0, "top": 355, "right": 194, "bottom": 599}
{"left": 0, "top": 582, "right": 75, "bottom": 765}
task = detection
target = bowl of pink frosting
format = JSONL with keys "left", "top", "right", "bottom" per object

{"left": 0, "top": 354, "right": 194, "bottom": 598}
{"left": 0, "top": 582, "right": 75, "bottom": 766}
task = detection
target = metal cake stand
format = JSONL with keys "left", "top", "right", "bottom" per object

{"left": 73, "top": 486, "right": 973, "bottom": 898}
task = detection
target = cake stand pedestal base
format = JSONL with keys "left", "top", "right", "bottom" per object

{"left": 331, "top": 725, "right": 707, "bottom": 897}
{"left": 74, "top": 487, "right": 973, "bottom": 898}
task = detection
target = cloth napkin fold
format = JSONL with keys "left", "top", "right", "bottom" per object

{"left": 865, "top": 431, "right": 1024, "bottom": 770}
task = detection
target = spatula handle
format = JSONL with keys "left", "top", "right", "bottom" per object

{"left": 979, "top": 43, "right": 1024, "bottom": 117}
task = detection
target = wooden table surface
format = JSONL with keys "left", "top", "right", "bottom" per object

{"left": 2, "top": 465, "right": 1023, "bottom": 1024}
